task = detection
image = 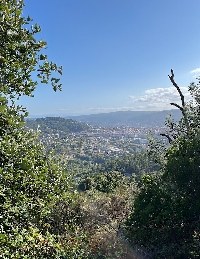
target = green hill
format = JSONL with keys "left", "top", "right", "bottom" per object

{"left": 25, "top": 117, "right": 89, "bottom": 133}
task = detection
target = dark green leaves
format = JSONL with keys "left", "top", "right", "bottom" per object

{"left": 126, "top": 72, "right": 200, "bottom": 258}
{"left": 0, "top": 0, "right": 62, "bottom": 99}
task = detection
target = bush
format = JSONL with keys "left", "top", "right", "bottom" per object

{"left": 125, "top": 71, "right": 200, "bottom": 258}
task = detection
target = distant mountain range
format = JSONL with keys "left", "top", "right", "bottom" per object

{"left": 65, "top": 109, "right": 182, "bottom": 127}
{"left": 27, "top": 109, "right": 182, "bottom": 128}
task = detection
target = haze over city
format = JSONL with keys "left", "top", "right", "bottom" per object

{"left": 19, "top": 0, "right": 200, "bottom": 116}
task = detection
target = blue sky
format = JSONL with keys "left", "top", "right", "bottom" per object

{"left": 20, "top": 0, "right": 200, "bottom": 116}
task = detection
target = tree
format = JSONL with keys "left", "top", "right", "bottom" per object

{"left": 0, "top": 0, "right": 62, "bottom": 99}
{"left": 0, "top": 0, "right": 62, "bottom": 152}
{"left": 0, "top": 1, "right": 94, "bottom": 258}
{"left": 126, "top": 70, "right": 200, "bottom": 258}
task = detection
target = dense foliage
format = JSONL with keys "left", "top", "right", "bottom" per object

{"left": 2, "top": 1, "right": 199, "bottom": 258}
{"left": 126, "top": 71, "right": 200, "bottom": 258}
{"left": 0, "top": 1, "right": 140, "bottom": 258}
{"left": 77, "top": 153, "right": 158, "bottom": 193}
{"left": 0, "top": 1, "right": 93, "bottom": 258}
{"left": 96, "top": 153, "right": 158, "bottom": 178}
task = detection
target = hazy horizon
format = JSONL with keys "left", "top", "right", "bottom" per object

{"left": 27, "top": 108, "right": 181, "bottom": 118}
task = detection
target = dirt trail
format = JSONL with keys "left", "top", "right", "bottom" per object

{"left": 114, "top": 236, "right": 151, "bottom": 259}
{"left": 95, "top": 230, "right": 151, "bottom": 259}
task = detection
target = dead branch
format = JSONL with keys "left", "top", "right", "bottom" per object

{"left": 170, "top": 102, "right": 183, "bottom": 112}
{"left": 160, "top": 133, "right": 172, "bottom": 143}
{"left": 168, "top": 69, "right": 185, "bottom": 110}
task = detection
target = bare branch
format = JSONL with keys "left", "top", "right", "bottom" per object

{"left": 168, "top": 69, "right": 185, "bottom": 108}
{"left": 170, "top": 102, "right": 183, "bottom": 112}
{"left": 160, "top": 133, "right": 172, "bottom": 143}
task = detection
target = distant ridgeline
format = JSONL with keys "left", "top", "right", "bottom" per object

{"left": 25, "top": 117, "right": 89, "bottom": 133}
{"left": 66, "top": 109, "right": 182, "bottom": 127}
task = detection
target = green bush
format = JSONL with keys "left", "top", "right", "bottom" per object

{"left": 0, "top": 1, "right": 93, "bottom": 257}
{"left": 126, "top": 71, "right": 200, "bottom": 258}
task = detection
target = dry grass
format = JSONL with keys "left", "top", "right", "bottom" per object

{"left": 89, "top": 226, "right": 147, "bottom": 259}
{"left": 78, "top": 185, "right": 148, "bottom": 259}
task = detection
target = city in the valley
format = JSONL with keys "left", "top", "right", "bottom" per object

{"left": 26, "top": 116, "right": 168, "bottom": 165}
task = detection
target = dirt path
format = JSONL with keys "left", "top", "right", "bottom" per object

{"left": 94, "top": 229, "right": 151, "bottom": 259}
{"left": 114, "top": 236, "right": 151, "bottom": 259}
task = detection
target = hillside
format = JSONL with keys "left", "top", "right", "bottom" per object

{"left": 66, "top": 109, "right": 181, "bottom": 127}
{"left": 25, "top": 117, "right": 90, "bottom": 133}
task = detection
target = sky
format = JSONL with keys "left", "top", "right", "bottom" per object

{"left": 19, "top": 0, "right": 200, "bottom": 116}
